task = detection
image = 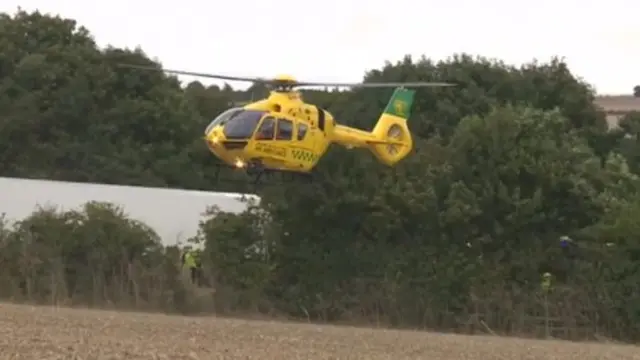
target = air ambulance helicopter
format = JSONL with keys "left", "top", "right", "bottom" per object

{"left": 119, "top": 64, "right": 455, "bottom": 184}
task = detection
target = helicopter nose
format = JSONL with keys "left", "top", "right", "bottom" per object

{"left": 205, "top": 127, "right": 225, "bottom": 151}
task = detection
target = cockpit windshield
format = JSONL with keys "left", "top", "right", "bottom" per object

{"left": 222, "top": 110, "right": 266, "bottom": 140}
{"left": 205, "top": 107, "right": 243, "bottom": 136}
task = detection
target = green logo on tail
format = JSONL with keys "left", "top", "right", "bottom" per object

{"left": 383, "top": 88, "right": 415, "bottom": 119}
{"left": 393, "top": 100, "right": 407, "bottom": 117}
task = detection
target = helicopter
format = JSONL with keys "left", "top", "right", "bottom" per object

{"left": 119, "top": 64, "right": 455, "bottom": 184}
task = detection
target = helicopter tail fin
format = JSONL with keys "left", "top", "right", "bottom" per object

{"left": 366, "top": 88, "right": 415, "bottom": 166}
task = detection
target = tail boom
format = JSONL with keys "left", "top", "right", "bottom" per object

{"left": 332, "top": 125, "right": 378, "bottom": 148}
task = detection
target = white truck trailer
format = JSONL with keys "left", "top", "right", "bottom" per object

{"left": 0, "top": 177, "right": 258, "bottom": 247}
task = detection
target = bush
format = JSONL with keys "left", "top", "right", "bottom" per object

{"left": 0, "top": 201, "right": 205, "bottom": 313}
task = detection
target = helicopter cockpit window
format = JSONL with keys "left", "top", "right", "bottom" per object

{"left": 205, "top": 107, "right": 242, "bottom": 135}
{"left": 223, "top": 110, "right": 266, "bottom": 139}
{"left": 297, "top": 123, "right": 308, "bottom": 141}
{"left": 255, "top": 116, "right": 275, "bottom": 140}
{"left": 276, "top": 119, "right": 293, "bottom": 140}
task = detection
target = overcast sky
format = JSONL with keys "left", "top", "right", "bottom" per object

{"left": 2, "top": 0, "right": 637, "bottom": 95}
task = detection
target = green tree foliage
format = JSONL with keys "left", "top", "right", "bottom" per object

{"left": 0, "top": 202, "right": 193, "bottom": 310}
{"left": 0, "top": 9, "right": 247, "bottom": 192}
{"left": 634, "top": 85, "right": 640, "bottom": 97}
{"left": 4, "top": 9, "right": 640, "bottom": 343}
{"left": 197, "top": 201, "right": 274, "bottom": 313}
{"left": 611, "top": 111, "right": 640, "bottom": 174}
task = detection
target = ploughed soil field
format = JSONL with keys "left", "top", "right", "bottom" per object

{"left": 1, "top": 303, "right": 639, "bottom": 360}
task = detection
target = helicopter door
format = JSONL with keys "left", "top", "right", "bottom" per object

{"left": 251, "top": 116, "right": 287, "bottom": 162}
{"left": 274, "top": 117, "right": 304, "bottom": 167}
{"left": 254, "top": 116, "right": 275, "bottom": 141}
{"left": 295, "top": 122, "right": 314, "bottom": 151}
{"left": 289, "top": 121, "right": 318, "bottom": 167}
{"left": 275, "top": 118, "right": 294, "bottom": 141}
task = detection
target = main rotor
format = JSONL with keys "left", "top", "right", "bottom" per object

{"left": 117, "top": 64, "right": 456, "bottom": 90}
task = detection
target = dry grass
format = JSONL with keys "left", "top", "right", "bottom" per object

{"left": 1, "top": 304, "right": 639, "bottom": 360}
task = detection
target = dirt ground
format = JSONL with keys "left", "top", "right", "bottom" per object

{"left": 1, "top": 303, "right": 639, "bottom": 360}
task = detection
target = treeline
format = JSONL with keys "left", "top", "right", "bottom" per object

{"left": 0, "top": 201, "right": 227, "bottom": 314}
{"left": 3, "top": 9, "right": 640, "bottom": 342}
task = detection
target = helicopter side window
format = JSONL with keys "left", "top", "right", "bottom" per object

{"left": 255, "top": 116, "right": 275, "bottom": 140}
{"left": 297, "top": 123, "right": 308, "bottom": 141}
{"left": 276, "top": 119, "right": 293, "bottom": 140}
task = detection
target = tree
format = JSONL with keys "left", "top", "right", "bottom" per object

{"left": 250, "top": 54, "right": 612, "bottom": 324}
{"left": 0, "top": 202, "right": 188, "bottom": 308}
{"left": 612, "top": 111, "right": 640, "bottom": 174}
{"left": 197, "top": 201, "right": 273, "bottom": 312}
{"left": 0, "top": 10, "right": 246, "bottom": 192}
{"left": 444, "top": 107, "right": 625, "bottom": 282}
{"left": 634, "top": 85, "right": 640, "bottom": 97}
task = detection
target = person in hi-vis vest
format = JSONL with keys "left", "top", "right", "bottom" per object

{"left": 181, "top": 249, "right": 198, "bottom": 284}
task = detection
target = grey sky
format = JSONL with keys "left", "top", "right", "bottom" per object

{"left": 2, "top": 0, "right": 638, "bottom": 94}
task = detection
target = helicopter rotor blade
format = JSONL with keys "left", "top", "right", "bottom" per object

{"left": 118, "top": 64, "right": 456, "bottom": 88}
{"left": 294, "top": 81, "right": 456, "bottom": 88}
{"left": 117, "top": 64, "right": 271, "bottom": 83}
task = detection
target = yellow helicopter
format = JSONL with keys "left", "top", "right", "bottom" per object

{"left": 120, "top": 65, "right": 454, "bottom": 183}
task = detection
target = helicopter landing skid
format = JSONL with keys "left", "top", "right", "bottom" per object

{"left": 211, "top": 163, "right": 313, "bottom": 187}
{"left": 251, "top": 168, "right": 313, "bottom": 186}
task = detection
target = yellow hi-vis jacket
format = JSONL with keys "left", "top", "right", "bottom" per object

{"left": 183, "top": 251, "right": 197, "bottom": 269}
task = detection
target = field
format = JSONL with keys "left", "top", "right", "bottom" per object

{"left": 595, "top": 95, "right": 640, "bottom": 128}
{"left": 1, "top": 303, "right": 639, "bottom": 360}
{"left": 595, "top": 95, "right": 640, "bottom": 113}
